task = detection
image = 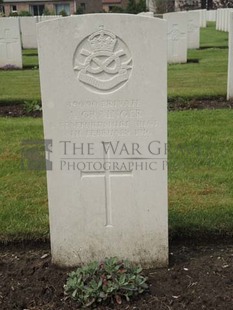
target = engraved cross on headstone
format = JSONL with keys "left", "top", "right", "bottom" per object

{"left": 188, "top": 21, "right": 199, "bottom": 34}
{"left": 80, "top": 150, "right": 133, "bottom": 227}
{"left": 168, "top": 24, "right": 185, "bottom": 57}
{"left": 0, "top": 28, "right": 18, "bottom": 60}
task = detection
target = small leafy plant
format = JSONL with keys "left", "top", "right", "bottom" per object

{"left": 23, "top": 100, "right": 42, "bottom": 113}
{"left": 64, "top": 257, "right": 148, "bottom": 308}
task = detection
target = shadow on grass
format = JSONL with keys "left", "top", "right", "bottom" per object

{"left": 199, "top": 46, "right": 228, "bottom": 50}
{"left": 24, "top": 53, "right": 38, "bottom": 57}
{"left": 187, "top": 58, "right": 199, "bottom": 63}
{"left": 23, "top": 64, "right": 39, "bottom": 70}
{"left": 0, "top": 65, "right": 39, "bottom": 71}
{"left": 169, "top": 59, "right": 199, "bottom": 66}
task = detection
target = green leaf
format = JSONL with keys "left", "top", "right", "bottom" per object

{"left": 72, "top": 289, "right": 78, "bottom": 298}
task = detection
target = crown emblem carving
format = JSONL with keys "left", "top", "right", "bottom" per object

{"left": 88, "top": 27, "right": 117, "bottom": 52}
{"left": 73, "top": 26, "right": 133, "bottom": 93}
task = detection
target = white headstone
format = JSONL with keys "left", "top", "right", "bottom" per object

{"left": 228, "top": 9, "right": 233, "bottom": 33}
{"left": 0, "top": 18, "right": 22, "bottom": 68}
{"left": 20, "top": 17, "right": 38, "bottom": 49}
{"left": 227, "top": 12, "right": 233, "bottom": 99}
{"left": 187, "top": 11, "right": 200, "bottom": 49}
{"left": 220, "top": 8, "right": 225, "bottom": 31}
{"left": 200, "top": 9, "right": 207, "bottom": 28}
{"left": 216, "top": 9, "right": 220, "bottom": 30}
{"left": 223, "top": 8, "right": 228, "bottom": 32}
{"left": 207, "top": 10, "right": 216, "bottom": 22}
{"left": 217, "top": 8, "right": 222, "bottom": 31}
{"left": 163, "top": 12, "right": 187, "bottom": 64}
{"left": 37, "top": 14, "right": 168, "bottom": 267}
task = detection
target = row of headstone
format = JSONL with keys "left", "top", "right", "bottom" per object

{"left": 187, "top": 11, "right": 200, "bottom": 49}
{"left": 20, "top": 16, "right": 61, "bottom": 49}
{"left": 227, "top": 12, "right": 233, "bottom": 99}
{"left": 0, "top": 15, "right": 62, "bottom": 68}
{"left": 20, "top": 17, "right": 37, "bottom": 49}
{"left": 37, "top": 14, "right": 168, "bottom": 267}
{"left": 163, "top": 11, "right": 200, "bottom": 64}
{"left": 5, "top": 16, "right": 61, "bottom": 49}
{"left": 216, "top": 8, "right": 233, "bottom": 32}
{"left": 196, "top": 9, "right": 207, "bottom": 28}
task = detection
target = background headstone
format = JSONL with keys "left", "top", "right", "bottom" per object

{"left": 207, "top": 10, "right": 216, "bottom": 22}
{"left": 228, "top": 9, "right": 233, "bottom": 33}
{"left": 0, "top": 17, "right": 22, "bottom": 68}
{"left": 187, "top": 11, "right": 200, "bottom": 49}
{"left": 216, "top": 9, "right": 220, "bottom": 30}
{"left": 220, "top": 9, "right": 224, "bottom": 31}
{"left": 38, "top": 14, "right": 168, "bottom": 267}
{"left": 163, "top": 12, "right": 187, "bottom": 64}
{"left": 200, "top": 9, "right": 207, "bottom": 28}
{"left": 224, "top": 9, "right": 228, "bottom": 32}
{"left": 20, "top": 17, "right": 38, "bottom": 49}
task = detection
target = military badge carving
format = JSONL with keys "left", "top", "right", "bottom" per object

{"left": 73, "top": 26, "right": 133, "bottom": 93}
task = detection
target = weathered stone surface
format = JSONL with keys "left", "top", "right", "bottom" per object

{"left": 38, "top": 14, "right": 168, "bottom": 268}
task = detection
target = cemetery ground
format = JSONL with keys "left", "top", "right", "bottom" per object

{"left": 0, "top": 22, "right": 233, "bottom": 309}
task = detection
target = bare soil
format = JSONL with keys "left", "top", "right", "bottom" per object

{"left": 0, "top": 104, "right": 42, "bottom": 118}
{"left": 0, "top": 241, "right": 233, "bottom": 310}
{"left": 168, "top": 98, "right": 233, "bottom": 111}
{"left": 1, "top": 98, "right": 233, "bottom": 118}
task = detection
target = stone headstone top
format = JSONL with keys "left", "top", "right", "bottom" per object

{"left": 37, "top": 14, "right": 168, "bottom": 267}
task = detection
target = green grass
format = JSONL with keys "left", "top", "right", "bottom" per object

{"left": 168, "top": 22, "right": 228, "bottom": 100}
{"left": 168, "top": 110, "right": 233, "bottom": 239}
{"left": 0, "top": 118, "right": 48, "bottom": 241}
{"left": 1, "top": 110, "right": 233, "bottom": 241}
{"left": 23, "top": 49, "right": 39, "bottom": 67}
{"left": 0, "top": 49, "right": 40, "bottom": 104}
{"left": 200, "top": 22, "right": 228, "bottom": 48}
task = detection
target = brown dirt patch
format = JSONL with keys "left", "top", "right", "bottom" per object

{"left": 168, "top": 98, "right": 233, "bottom": 111}
{"left": 1, "top": 99, "right": 233, "bottom": 118}
{"left": 0, "top": 241, "right": 233, "bottom": 309}
{"left": 0, "top": 104, "right": 42, "bottom": 117}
